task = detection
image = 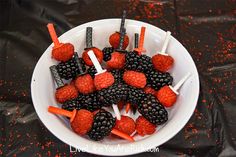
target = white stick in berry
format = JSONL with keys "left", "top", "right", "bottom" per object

{"left": 156, "top": 72, "right": 191, "bottom": 107}
{"left": 152, "top": 31, "right": 174, "bottom": 72}
{"left": 87, "top": 50, "right": 121, "bottom": 120}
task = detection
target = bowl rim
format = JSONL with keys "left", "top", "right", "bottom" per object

{"left": 31, "top": 18, "right": 200, "bottom": 156}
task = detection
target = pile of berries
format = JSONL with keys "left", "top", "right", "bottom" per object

{"left": 46, "top": 11, "right": 191, "bottom": 143}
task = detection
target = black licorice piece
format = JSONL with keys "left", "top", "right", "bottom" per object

{"left": 116, "top": 28, "right": 126, "bottom": 53}
{"left": 86, "top": 27, "right": 93, "bottom": 49}
{"left": 73, "top": 53, "right": 86, "bottom": 75}
{"left": 50, "top": 65, "right": 64, "bottom": 89}
{"left": 134, "top": 33, "right": 139, "bottom": 48}
{"left": 119, "top": 10, "right": 127, "bottom": 33}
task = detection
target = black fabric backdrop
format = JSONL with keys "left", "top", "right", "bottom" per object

{"left": 0, "top": 0, "right": 236, "bottom": 156}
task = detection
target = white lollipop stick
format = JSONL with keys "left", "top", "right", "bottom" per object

{"left": 112, "top": 104, "right": 121, "bottom": 120}
{"left": 87, "top": 50, "right": 106, "bottom": 75}
{"left": 169, "top": 72, "right": 191, "bottom": 95}
{"left": 160, "top": 31, "right": 171, "bottom": 55}
{"left": 88, "top": 50, "right": 121, "bottom": 119}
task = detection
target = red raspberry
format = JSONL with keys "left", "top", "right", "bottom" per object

{"left": 107, "top": 52, "right": 125, "bottom": 69}
{"left": 82, "top": 48, "right": 103, "bottom": 66}
{"left": 75, "top": 74, "right": 95, "bottom": 94}
{"left": 136, "top": 116, "right": 156, "bottom": 136}
{"left": 114, "top": 116, "right": 136, "bottom": 135}
{"left": 109, "top": 32, "right": 129, "bottom": 49}
{"left": 71, "top": 109, "right": 94, "bottom": 135}
{"left": 55, "top": 84, "right": 78, "bottom": 103}
{"left": 123, "top": 71, "right": 146, "bottom": 88}
{"left": 52, "top": 43, "right": 74, "bottom": 62}
{"left": 156, "top": 86, "right": 177, "bottom": 107}
{"left": 94, "top": 72, "right": 114, "bottom": 90}
{"left": 152, "top": 54, "right": 174, "bottom": 72}
{"left": 143, "top": 86, "right": 157, "bottom": 96}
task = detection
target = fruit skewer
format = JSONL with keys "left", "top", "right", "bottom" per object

{"left": 50, "top": 65, "right": 78, "bottom": 103}
{"left": 48, "top": 106, "right": 134, "bottom": 142}
{"left": 109, "top": 10, "right": 129, "bottom": 50}
{"left": 106, "top": 28, "right": 126, "bottom": 69}
{"left": 47, "top": 23, "right": 74, "bottom": 62}
{"left": 82, "top": 27, "right": 103, "bottom": 66}
{"left": 156, "top": 72, "right": 191, "bottom": 107}
{"left": 152, "top": 31, "right": 174, "bottom": 72}
{"left": 87, "top": 50, "right": 122, "bottom": 120}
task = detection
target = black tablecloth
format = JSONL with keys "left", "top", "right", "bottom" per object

{"left": 0, "top": 0, "right": 236, "bottom": 156}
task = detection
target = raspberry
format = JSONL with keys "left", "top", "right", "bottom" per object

{"left": 114, "top": 116, "right": 135, "bottom": 135}
{"left": 94, "top": 72, "right": 114, "bottom": 90}
{"left": 55, "top": 84, "right": 78, "bottom": 103}
{"left": 152, "top": 54, "right": 174, "bottom": 72}
{"left": 71, "top": 109, "right": 94, "bottom": 135}
{"left": 82, "top": 48, "right": 103, "bottom": 66}
{"left": 75, "top": 74, "right": 95, "bottom": 94}
{"left": 109, "top": 32, "right": 129, "bottom": 49}
{"left": 52, "top": 43, "right": 74, "bottom": 62}
{"left": 107, "top": 52, "right": 125, "bottom": 69}
{"left": 136, "top": 116, "right": 156, "bottom": 136}
{"left": 143, "top": 86, "right": 156, "bottom": 96}
{"left": 123, "top": 71, "right": 146, "bottom": 88}
{"left": 156, "top": 86, "right": 177, "bottom": 107}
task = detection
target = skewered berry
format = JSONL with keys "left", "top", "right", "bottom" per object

{"left": 88, "top": 109, "right": 116, "bottom": 141}
{"left": 75, "top": 74, "right": 95, "bottom": 94}
{"left": 114, "top": 116, "right": 135, "bottom": 135}
{"left": 146, "top": 70, "right": 173, "bottom": 90}
{"left": 62, "top": 98, "right": 82, "bottom": 111}
{"left": 126, "top": 86, "right": 146, "bottom": 105}
{"left": 55, "top": 84, "right": 78, "bottom": 103}
{"left": 77, "top": 93, "right": 102, "bottom": 111}
{"left": 94, "top": 72, "right": 114, "bottom": 90}
{"left": 56, "top": 56, "right": 86, "bottom": 80}
{"left": 71, "top": 109, "right": 94, "bottom": 135}
{"left": 98, "top": 83, "right": 128, "bottom": 107}
{"left": 136, "top": 116, "right": 156, "bottom": 136}
{"left": 123, "top": 70, "right": 147, "bottom": 88}
{"left": 107, "top": 52, "right": 125, "bottom": 69}
{"left": 138, "top": 94, "right": 168, "bottom": 125}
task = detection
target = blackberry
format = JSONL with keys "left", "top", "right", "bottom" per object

{"left": 88, "top": 109, "right": 116, "bottom": 141}
{"left": 125, "top": 52, "right": 153, "bottom": 72}
{"left": 62, "top": 98, "right": 82, "bottom": 111}
{"left": 137, "top": 54, "right": 153, "bottom": 72}
{"left": 62, "top": 93, "right": 102, "bottom": 112}
{"left": 56, "top": 56, "right": 86, "bottom": 80}
{"left": 102, "top": 47, "right": 114, "bottom": 61}
{"left": 126, "top": 85, "right": 146, "bottom": 105}
{"left": 110, "top": 69, "right": 124, "bottom": 83}
{"left": 77, "top": 92, "right": 102, "bottom": 111}
{"left": 87, "top": 66, "right": 97, "bottom": 78}
{"left": 125, "top": 51, "right": 140, "bottom": 70}
{"left": 146, "top": 70, "right": 173, "bottom": 90}
{"left": 138, "top": 94, "right": 168, "bottom": 125}
{"left": 98, "top": 83, "right": 128, "bottom": 107}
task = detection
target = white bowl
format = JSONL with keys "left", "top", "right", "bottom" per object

{"left": 31, "top": 19, "right": 199, "bottom": 156}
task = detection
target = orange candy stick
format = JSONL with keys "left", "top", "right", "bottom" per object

{"left": 125, "top": 103, "right": 131, "bottom": 113}
{"left": 111, "top": 129, "right": 135, "bottom": 142}
{"left": 48, "top": 106, "right": 76, "bottom": 122}
{"left": 134, "top": 27, "right": 146, "bottom": 55}
{"left": 47, "top": 23, "right": 61, "bottom": 48}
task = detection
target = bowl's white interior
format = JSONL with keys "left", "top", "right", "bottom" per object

{"left": 31, "top": 19, "right": 199, "bottom": 156}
